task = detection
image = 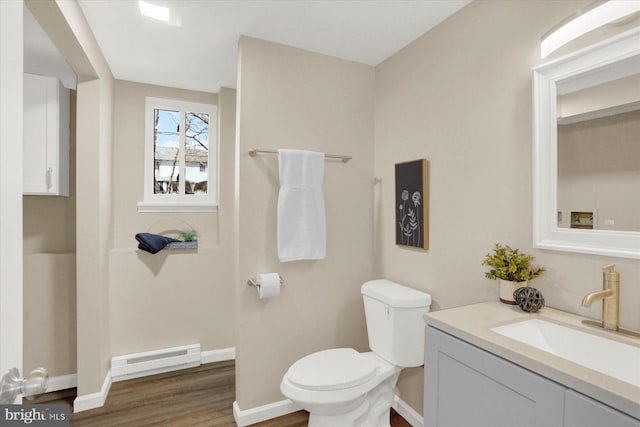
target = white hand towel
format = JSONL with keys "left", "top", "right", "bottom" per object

{"left": 277, "top": 149, "right": 326, "bottom": 262}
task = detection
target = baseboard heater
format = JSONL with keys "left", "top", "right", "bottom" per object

{"left": 111, "top": 343, "right": 201, "bottom": 382}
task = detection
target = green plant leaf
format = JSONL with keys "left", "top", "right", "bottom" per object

{"left": 482, "top": 243, "right": 544, "bottom": 282}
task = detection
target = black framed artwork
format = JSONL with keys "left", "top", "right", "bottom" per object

{"left": 395, "top": 159, "right": 428, "bottom": 249}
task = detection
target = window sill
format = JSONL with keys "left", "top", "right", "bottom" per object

{"left": 137, "top": 201, "right": 218, "bottom": 213}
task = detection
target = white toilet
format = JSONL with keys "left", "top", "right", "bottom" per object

{"left": 280, "top": 279, "right": 431, "bottom": 427}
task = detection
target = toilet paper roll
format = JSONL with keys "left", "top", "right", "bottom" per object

{"left": 257, "top": 273, "right": 281, "bottom": 299}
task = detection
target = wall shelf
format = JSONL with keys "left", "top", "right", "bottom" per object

{"left": 164, "top": 241, "right": 198, "bottom": 250}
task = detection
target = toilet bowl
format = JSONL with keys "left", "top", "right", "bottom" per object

{"left": 280, "top": 280, "right": 431, "bottom": 427}
{"left": 281, "top": 349, "right": 400, "bottom": 427}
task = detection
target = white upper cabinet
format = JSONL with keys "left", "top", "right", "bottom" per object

{"left": 23, "top": 73, "right": 70, "bottom": 196}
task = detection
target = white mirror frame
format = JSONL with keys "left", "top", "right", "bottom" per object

{"left": 533, "top": 27, "right": 640, "bottom": 259}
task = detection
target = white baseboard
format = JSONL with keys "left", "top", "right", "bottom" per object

{"left": 47, "top": 374, "right": 77, "bottom": 392}
{"left": 201, "top": 347, "right": 236, "bottom": 364}
{"left": 73, "top": 369, "right": 112, "bottom": 413}
{"left": 392, "top": 394, "right": 424, "bottom": 427}
{"left": 231, "top": 393, "right": 422, "bottom": 426}
{"left": 233, "top": 399, "right": 300, "bottom": 427}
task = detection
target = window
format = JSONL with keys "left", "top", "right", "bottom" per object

{"left": 139, "top": 97, "right": 217, "bottom": 212}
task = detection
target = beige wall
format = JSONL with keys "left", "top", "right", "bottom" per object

{"left": 23, "top": 253, "right": 76, "bottom": 376}
{"left": 75, "top": 75, "right": 113, "bottom": 395}
{"left": 23, "top": 91, "right": 76, "bottom": 377}
{"left": 109, "top": 80, "right": 235, "bottom": 356}
{"left": 375, "top": 0, "right": 640, "bottom": 415}
{"left": 235, "top": 36, "right": 375, "bottom": 409}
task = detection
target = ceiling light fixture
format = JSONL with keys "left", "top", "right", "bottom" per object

{"left": 139, "top": 0, "right": 170, "bottom": 23}
{"left": 540, "top": 0, "right": 640, "bottom": 59}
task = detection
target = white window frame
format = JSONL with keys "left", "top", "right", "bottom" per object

{"left": 138, "top": 97, "right": 218, "bottom": 212}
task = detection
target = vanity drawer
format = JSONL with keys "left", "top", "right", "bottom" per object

{"left": 564, "top": 390, "right": 640, "bottom": 427}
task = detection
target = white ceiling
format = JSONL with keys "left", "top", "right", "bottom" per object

{"left": 77, "top": 0, "right": 470, "bottom": 94}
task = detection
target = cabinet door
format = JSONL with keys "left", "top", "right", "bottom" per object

{"left": 23, "top": 73, "right": 69, "bottom": 196}
{"left": 23, "top": 73, "right": 51, "bottom": 194}
{"left": 424, "top": 326, "right": 565, "bottom": 427}
{"left": 565, "top": 390, "right": 640, "bottom": 427}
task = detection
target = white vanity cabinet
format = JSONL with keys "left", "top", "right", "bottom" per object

{"left": 23, "top": 73, "right": 70, "bottom": 196}
{"left": 424, "top": 326, "right": 640, "bottom": 427}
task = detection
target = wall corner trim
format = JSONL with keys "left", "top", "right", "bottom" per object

{"left": 233, "top": 399, "right": 300, "bottom": 427}
{"left": 201, "top": 347, "right": 236, "bottom": 364}
{"left": 392, "top": 394, "right": 424, "bottom": 427}
{"left": 73, "top": 369, "right": 112, "bottom": 413}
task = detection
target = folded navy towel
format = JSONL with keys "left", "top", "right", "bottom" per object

{"left": 135, "top": 233, "right": 180, "bottom": 254}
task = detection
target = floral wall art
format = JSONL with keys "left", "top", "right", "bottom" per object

{"left": 395, "top": 159, "right": 428, "bottom": 249}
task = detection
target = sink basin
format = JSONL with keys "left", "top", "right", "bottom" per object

{"left": 491, "top": 319, "right": 640, "bottom": 387}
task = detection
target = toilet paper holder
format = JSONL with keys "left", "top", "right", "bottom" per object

{"left": 247, "top": 275, "right": 285, "bottom": 288}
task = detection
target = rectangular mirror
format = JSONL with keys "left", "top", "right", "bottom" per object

{"left": 533, "top": 27, "right": 640, "bottom": 259}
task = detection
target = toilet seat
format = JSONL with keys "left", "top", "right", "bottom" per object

{"left": 286, "top": 348, "right": 377, "bottom": 391}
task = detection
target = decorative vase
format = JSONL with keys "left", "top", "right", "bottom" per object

{"left": 499, "top": 280, "right": 527, "bottom": 305}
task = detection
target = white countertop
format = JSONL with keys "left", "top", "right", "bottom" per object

{"left": 423, "top": 301, "right": 640, "bottom": 419}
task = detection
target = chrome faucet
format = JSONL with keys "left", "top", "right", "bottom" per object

{"left": 581, "top": 264, "right": 619, "bottom": 331}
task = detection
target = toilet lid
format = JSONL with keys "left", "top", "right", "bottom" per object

{"left": 287, "top": 348, "right": 377, "bottom": 391}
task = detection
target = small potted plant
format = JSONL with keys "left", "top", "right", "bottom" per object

{"left": 181, "top": 229, "right": 197, "bottom": 242}
{"left": 482, "top": 243, "right": 544, "bottom": 304}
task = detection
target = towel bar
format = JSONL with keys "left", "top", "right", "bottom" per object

{"left": 248, "top": 148, "right": 351, "bottom": 163}
{"left": 247, "top": 275, "right": 285, "bottom": 288}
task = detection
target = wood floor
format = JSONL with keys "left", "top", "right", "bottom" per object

{"left": 34, "top": 361, "right": 412, "bottom": 426}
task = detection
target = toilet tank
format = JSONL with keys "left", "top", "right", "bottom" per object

{"left": 361, "top": 279, "right": 431, "bottom": 368}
